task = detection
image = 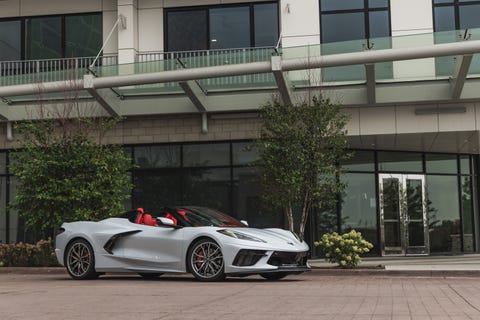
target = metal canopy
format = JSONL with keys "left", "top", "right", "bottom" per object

{"left": 0, "top": 39, "right": 480, "bottom": 120}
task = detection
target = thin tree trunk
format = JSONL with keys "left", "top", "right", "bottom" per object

{"left": 299, "top": 193, "right": 310, "bottom": 240}
{"left": 285, "top": 204, "right": 294, "bottom": 233}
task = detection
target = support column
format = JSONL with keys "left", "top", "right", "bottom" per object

{"left": 118, "top": 0, "right": 138, "bottom": 65}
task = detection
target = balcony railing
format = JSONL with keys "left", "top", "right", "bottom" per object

{"left": 0, "top": 55, "right": 118, "bottom": 87}
{"left": 136, "top": 47, "right": 276, "bottom": 89}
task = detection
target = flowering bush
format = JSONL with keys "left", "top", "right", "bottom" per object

{"left": 314, "top": 230, "right": 373, "bottom": 268}
{"left": 0, "top": 238, "right": 58, "bottom": 267}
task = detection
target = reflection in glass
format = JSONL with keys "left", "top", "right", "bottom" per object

{"left": 461, "top": 176, "right": 474, "bottom": 252}
{"left": 0, "top": 20, "right": 21, "bottom": 61}
{"left": 65, "top": 14, "right": 102, "bottom": 57}
{"left": 133, "top": 170, "right": 183, "bottom": 211}
{"left": 460, "top": 155, "right": 471, "bottom": 175}
{"left": 232, "top": 167, "right": 283, "bottom": 228}
{"left": 426, "top": 154, "right": 457, "bottom": 174}
{"left": 459, "top": 5, "right": 480, "bottom": 29}
{"left": 427, "top": 175, "right": 461, "bottom": 253}
{"left": 382, "top": 178, "right": 401, "bottom": 248}
{"left": 183, "top": 143, "right": 229, "bottom": 167}
{"left": 183, "top": 168, "right": 231, "bottom": 214}
{"left": 369, "top": 11, "right": 390, "bottom": 38}
{"left": 321, "top": 12, "right": 365, "bottom": 43}
{"left": 232, "top": 142, "right": 259, "bottom": 166}
{"left": 210, "top": 6, "right": 250, "bottom": 49}
{"left": 378, "top": 151, "right": 422, "bottom": 172}
{"left": 406, "top": 179, "right": 423, "bottom": 220}
{"left": 321, "top": 0, "right": 364, "bottom": 11}
{"left": 341, "top": 150, "right": 374, "bottom": 172}
{"left": 254, "top": 3, "right": 279, "bottom": 47}
{"left": 26, "top": 17, "right": 62, "bottom": 59}
{"left": 369, "top": 0, "right": 389, "bottom": 8}
{"left": 408, "top": 223, "right": 425, "bottom": 247}
{"left": 340, "top": 173, "right": 378, "bottom": 251}
{"left": 167, "top": 10, "right": 208, "bottom": 51}
{"left": 434, "top": 6, "right": 455, "bottom": 31}
{"left": 134, "top": 145, "right": 180, "bottom": 168}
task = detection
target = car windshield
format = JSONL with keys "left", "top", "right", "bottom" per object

{"left": 178, "top": 207, "right": 245, "bottom": 227}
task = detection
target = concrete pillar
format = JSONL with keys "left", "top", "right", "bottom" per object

{"left": 118, "top": 0, "right": 138, "bottom": 64}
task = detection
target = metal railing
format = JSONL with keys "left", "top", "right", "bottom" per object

{"left": 136, "top": 47, "right": 276, "bottom": 89}
{"left": 0, "top": 55, "right": 118, "bottom": 87}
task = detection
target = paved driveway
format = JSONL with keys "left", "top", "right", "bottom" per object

{"left": 1, "top": 272, "right": 480, "bottom": 319}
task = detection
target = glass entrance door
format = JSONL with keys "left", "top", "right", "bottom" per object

{"left": 379, "top": 174, "right": 429, "bottom": 256}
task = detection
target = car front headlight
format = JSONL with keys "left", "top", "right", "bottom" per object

{"left": 217, "top": 229, "right": 266, "bottom": 243}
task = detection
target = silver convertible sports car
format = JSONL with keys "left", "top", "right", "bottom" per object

{"left": 55, "top": 206, "right": 310, "bottom": 281}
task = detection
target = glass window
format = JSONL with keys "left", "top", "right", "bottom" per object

{"left": 183, "top": 143, "right": 230, "bottom": 167}
{"left": 210, "top": 6, "right": 250, "bottom": 49}
{"left": 460, "top": 155, "right": 471, "bottom": 175}
{"left": 369, "top": 10, "right": 390, "bottom": 38}
{"left": 233, "top": 167, "right": 283, "bottom": 228}
{"left": 340, "top": 173, "right": 378, "bottom": 252}
{"left": 426, "top": 154, "right": 457, "bottom": 174}
{"left": 341, "top": 150, "right": 375, "bottom": 172}
{"left": 26, "top": 16, "right": 62, "bottom": 59}
{"left": 461, "top": 176, "right": 474, "bottom": 252}
{"left": 459, "top": 5, "right": 480, "bottom": 29}
{"left": 183, "top": 168, "right": 231, "bottom": 214}
{"left": 378, "top": 152, "right": 423, "bottom": 172}
{"left": 0, "top": 20, "right": 21, "bottom": 61}
{"left": 321, "top": 0, "right": 365, "bottom": 11}
{"left": 232, "top": 142, "right": 259, "bottom": 165}
{"left": 433, "top": 0, "right": 480, "bottom": 31}
{"left": 369, "top": 0, "right": 389, "bottom": 8}
{"left": 133, "top": 170, "right": 183, "bottom": 211}
{"left": 320, "top": 0, "right": 390, "bottom": 43}
{"left": 434, "top": 6, "right": 455, "bottom": 31}
{"left": 65, "top": 14, "right": 102, "bottom": 57}
{"left": 253, "top": 3, "right": 278, "bottom": 47}
{"left": 134, "top": 145, "right": 180, "bottom": 168}
{"left": 427, "top": 175, "right": 461, "bottom": 253}
{"left": 321, "top": 12, "right": 365, "bottom": 43}
{"left": 166, "top": 10, "right": 208, "bottom": 52}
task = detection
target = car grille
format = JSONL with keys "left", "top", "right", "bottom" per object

{"left": 267, "top": 251, "right": 308, "bottom": 267}
{"left": 233, "top": 249, "right": 267, "bottom": 266}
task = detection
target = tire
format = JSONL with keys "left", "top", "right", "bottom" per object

{"left": 260, "top": 272, "right": 288, "bottom": 281}
{"left": 65, "top": 238, "right": 98, "bottom": 280}
{"left": 188, "top": 238, "right": 225, "bottom": 281}
{"left": 138, "top": 273, "right": 163, "bottom": 279}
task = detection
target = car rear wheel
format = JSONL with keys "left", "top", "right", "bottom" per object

{"left": 188, "top": 238, "right": 225, "bottom": 281}
{"left": 260, "top": 272, "right": 288, "bottom": 280}
{"left": 65, "top": 239, "right": 98, "bottom": 280}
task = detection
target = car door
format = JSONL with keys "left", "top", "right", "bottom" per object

{"left": 119, "top": 224, "right": 185, "bottom": 272}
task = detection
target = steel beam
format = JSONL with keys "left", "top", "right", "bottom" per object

{"left": 84, "top": 74, "right": 119, "bottom": 117}
{"left": 271, "top": 55, "right": 293, "bottom": 105}
{"left": 450, "top": 54, "right": 473, "bottom": 99}
{"left": 178, "top": 80, "right": 207, "bottom": 112}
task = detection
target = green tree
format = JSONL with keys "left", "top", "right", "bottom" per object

{"left": 9, "top": 117, "right": 133, "bottom": 235}
{"left": 254, "top": 96, "right": 350, "bottom": 240}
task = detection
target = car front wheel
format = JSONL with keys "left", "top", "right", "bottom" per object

{"left": 188, "top": 238, "right": 225, "bottom": 281}
{"left": 65, "top": 239, "right": 98, "bottom": 280}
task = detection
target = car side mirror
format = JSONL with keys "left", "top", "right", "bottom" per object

{"left": 240, "top": 220, "right": 249, "bottom": 227}
{"left": 156, "top": 217, "right": 182, "bottom": 229}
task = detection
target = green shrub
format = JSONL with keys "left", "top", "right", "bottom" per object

{"left": 0, "top": 238, "right": 58, "bottom": 267}
{"left": 314, "top": 230, "right": 373, "bottom": 268}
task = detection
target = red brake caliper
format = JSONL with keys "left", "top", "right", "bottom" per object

{"left": 196, "top": 249, "right": 204, "bottom": 268}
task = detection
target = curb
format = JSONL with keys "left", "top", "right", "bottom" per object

{"left": 2, "top": 267, "right": 480, "bottom": 277}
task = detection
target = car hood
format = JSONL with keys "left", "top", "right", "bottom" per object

{"left": 221, "top": 227, "right": 308, "bottom": 250}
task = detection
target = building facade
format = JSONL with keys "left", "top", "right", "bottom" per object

{"left": 1, "top": 0, "right": 480, "bottom": 257}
